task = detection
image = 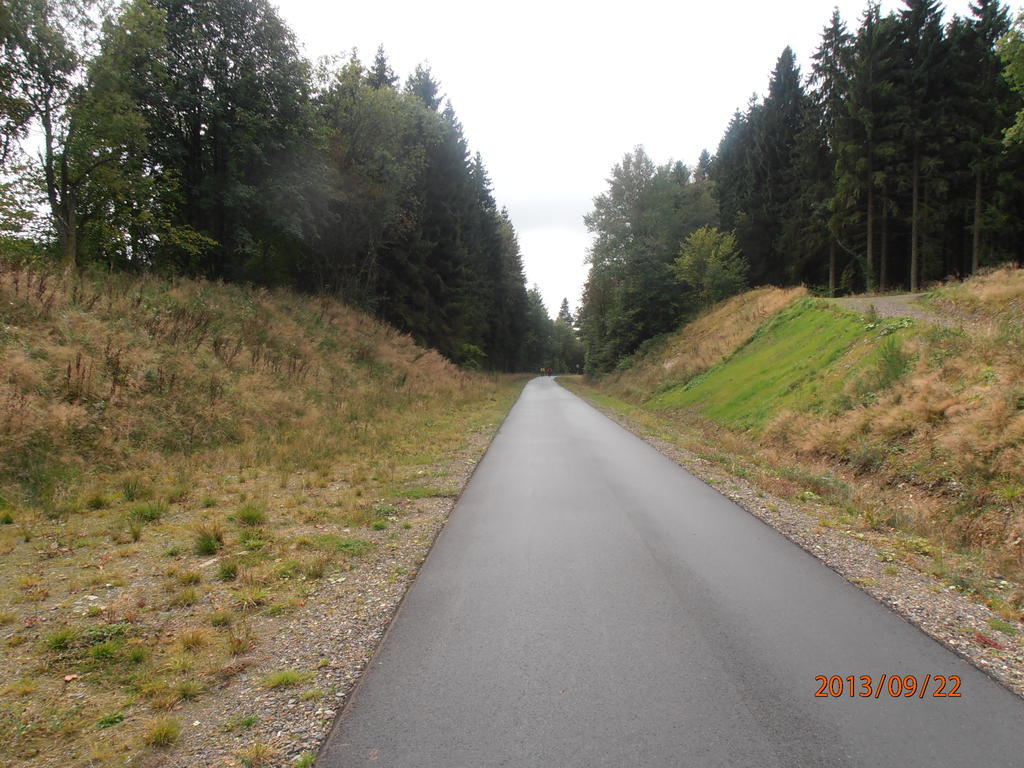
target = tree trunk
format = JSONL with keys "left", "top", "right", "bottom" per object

{"left": 63, "top": 192, "right": 77, "bottom": 272}
{"left": 866, "top": 185, "right": 875, "bottom": 292}
{"left": 972, "top": 170, "right": 982, "bottom": 275}
{"left": 828, "top": 240, "right": 837, "bottom": 297}
{"left": 880, "top": 203, "right": 888, "bottom": 292}
{"left": 910, "top": 152, "right": 920, "bottom": 292}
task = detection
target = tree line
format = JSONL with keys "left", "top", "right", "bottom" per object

{"left": 0, "top": 0, "right": 581, "bottom": 371}
{"left": 580, "top": 0, "right": 1024, "bottom": 374}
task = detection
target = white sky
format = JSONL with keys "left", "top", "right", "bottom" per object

{"left": 274, "top": 0, "right": 978, "bottom": 316}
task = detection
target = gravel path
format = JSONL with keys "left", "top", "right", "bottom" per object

{"left": 827, "top": 294, "right": 960, "bottom": 327}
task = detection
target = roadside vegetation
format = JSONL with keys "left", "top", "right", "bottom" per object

{"left": 567, "top": 267, "right": 1024, "bottom": 621}
{"left": 0, "top": 259, "right": 526, "bottom": 766}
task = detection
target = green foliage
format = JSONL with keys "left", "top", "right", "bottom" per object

{"left": 999, "top": 12, "right": 1024, "bottom": 144}
{"left": 673, "top": 226, "right": 748, "bottom": 308}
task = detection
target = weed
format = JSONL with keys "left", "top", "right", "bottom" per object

{"left": 371, "top": 519, "right": 389, "bottom": 531}
{"left": 97, "top": 711, "right": 124, "bottom": 728}
{"left": 226, "top": 622, "right": 255, "bottom": 655}
{"left": 193, "top": 522, "right": 224, "bottom": 555}
{"left": 225, "top": 714, "right": 258, "bottom": 731}
{"left": 302, "top": 554, "right": 331, "bottom": 580}
{"left": 178, "top": 627, "right": 211, "bottom": 650}
{"left": 300, "top": 688, "right": 324, "bottom": 701}
{"left": 143, "top": 717, "right": 180, "bottom": 747}
{"left": 90, "top": 641, "right": 120, "bottom": 661}
{"left": 209, "top": 610, "right": 234, "bottom": 627}
{"left": 236, "top": 502, "right": 267, "bottom": 527}
{"left": 129, "top": 501, "right": 167, "bottom": 523}
{"left": 261, "top": 668, "right": 313, "bottom": 689}
{"left": 44, "top": 627, "right": 81, "bottom": 651}
{"left": 86, "top": 493, "right": 110, "bottom": 510}
{"left": 170, "top": 587, "right": 199, "bottom": 607}
{"left": 120, "top": 477, "right": 151, "bottom": 502}
{"left": 313, "top": 534, "right": 373, "bottom": 556}
{"left": 235, "top": 586, "right": 268, "bottom": 611}
{"left": 176, "top": 679, "right": 203, "bottom": 700}
{"left": 988, "top": 618, "right": 1018, "bottom": 635}
{"left": 0, "top": 611, "right": 15, "bottom": 624}
{"left": 0, "top": 511, "right": 13, "bottom": 524}
{"left": 237, "top": 741, "right": 277, "bottom": 767}
{"left": 218, "top": 559, "right": 239, "bottom": 581}
{"left": 295, "top": 752, "right": 316, "bottom": 768}
{"left": 177, "top": 570, "right": 202, "bottom": 585}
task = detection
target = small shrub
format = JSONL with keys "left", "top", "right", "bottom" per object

{"left": 261, "top": 668, "right": 313, "bottom": 689}
{"left": 0, "top": 511, "right": 14, "bottom": 525}
{"left": 143, "top": 717, "right": 180, "bottom": 747}
{"left": 236, "top": 503, "right": 266, "bottom": 527}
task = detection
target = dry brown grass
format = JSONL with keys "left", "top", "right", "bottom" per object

{"left": 603, "top": 286, "right": 806, "bottom": 402}
{"left": 0, "top": 259, "right": 526, "bottom": 767}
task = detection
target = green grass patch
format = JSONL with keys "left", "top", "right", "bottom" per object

{"left": 312, "top": 535, "right": 373, "bottom": 556}
{"left": 647, "top": 299, "right": 910, "bottom": 430}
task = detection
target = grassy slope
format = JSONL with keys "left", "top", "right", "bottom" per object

{"left": 0, "top": 260, "right": 526, "bottom": 766}
{"left": 580, "top": 267, "right": 1024, "bottom": 616}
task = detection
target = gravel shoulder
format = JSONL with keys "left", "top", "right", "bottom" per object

{"left": 560, "top": 379, "right": 1024, "bottom": 700}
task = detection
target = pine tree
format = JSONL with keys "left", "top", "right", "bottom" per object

{"left": 366, "top": 45, "right": 398, "bottom": 90}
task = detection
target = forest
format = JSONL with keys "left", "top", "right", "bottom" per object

{"left": 580, "top": 0, "right": 1024, "bottom": 373}
{"left": 0, "top": 0, "right": 583, "bottom": 373}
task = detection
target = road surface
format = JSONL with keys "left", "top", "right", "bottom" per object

{"left": 318, "top": 377, "right": 1024, "bottom": 767}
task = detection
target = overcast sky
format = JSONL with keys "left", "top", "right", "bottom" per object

{"left": 275, "top": 0, "right": 977, "bottom": 316}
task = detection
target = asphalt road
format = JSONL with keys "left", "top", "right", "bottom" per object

{"left": 318, "top": 377, "right": 1024, "bottom": 767}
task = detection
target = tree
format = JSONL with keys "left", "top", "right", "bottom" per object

{"left": 998, "top": 11, "right": 1024, "bottom": 143}
{"left": 366, "top": 44, "right": 397, "bottom": 90}
{"left": 404, "top": 63, "right": 442, "bottom": 111}
{"left": 673, "top": 226, "right": 748, "bottom": 308}
{"left": 834, "top": 4, "right": 900, "bottom": 291}
{"left": 896, "top": 0, "right": 946, "bottom": 291}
